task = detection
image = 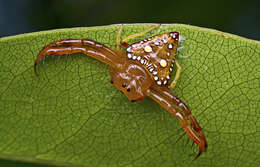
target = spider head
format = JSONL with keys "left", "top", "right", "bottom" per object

{"left": 110, "top": 61, "right": 152, "bottom": 102}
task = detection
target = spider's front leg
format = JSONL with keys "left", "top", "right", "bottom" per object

{"left": 34, "top": 39, "right": 124, "bottom": 75}
{"left": 155, "top": 85, "right": 207, "bottom": 148}
{"left": 145, "top": 87, "right": 207, "bottom": 158}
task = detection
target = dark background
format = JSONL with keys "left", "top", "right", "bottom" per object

{"left": 0, "top": 0, "right": 259, "bottom": 40}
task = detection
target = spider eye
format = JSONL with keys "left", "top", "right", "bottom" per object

{"left": 122, "top": 83, "right": 126, "bottom": 88}
{"left": 127, "top": 88, "right": 131, "bottom": 92}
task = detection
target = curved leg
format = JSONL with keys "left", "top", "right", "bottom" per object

{"left": 34, "top": 39, "right": 124, "bottom": 75}
{"left": 153, "top": 85, "right": 207, "bottom": 148}
{"left": 146, "top": 87, "right": 207, "bottom": 158}
{"left": 170, "top": 60, "right": 182, "bottom": 89}
{"left": 116, "top": 24, "right": 161, "bottom": 50}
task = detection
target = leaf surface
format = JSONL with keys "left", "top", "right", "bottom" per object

{"left": 0, "top": 24, "right": 259, "bottom": 167}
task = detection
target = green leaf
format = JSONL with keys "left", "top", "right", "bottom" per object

{"left": 0, "top": 24, "right": 259, "bottom": 167}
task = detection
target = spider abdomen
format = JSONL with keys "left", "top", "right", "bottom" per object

{"left": 126, "top": 32, "right": 179, "bottom": 86}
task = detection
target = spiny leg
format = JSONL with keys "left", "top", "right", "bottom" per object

{"left": 170, "top": 60, "right": 182, "bottom": 89}
{"left": 153, "top": 85, "right": 207, "bottom": 152}
{"left": 34, "top": 39, "right": 124, "bottom": 75}
{"left": 38, "top": 39, "right": 120, "bottom": 59}
{"left": 146, "top": 88, "right": 206, "bottom": 158}
{"left": 116, "top": 24, "right": 161, "bottom": 50}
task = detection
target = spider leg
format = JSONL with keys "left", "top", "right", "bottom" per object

{"left": 116, "top": 25, "right": 123, "bottom": 50}
{"left": 39, "top": 39, "right": 120, "bottom": 60}
{"left": 154, "top": 85, "right": 207, "bottom": 149}
{"left": 34, "top": 39, "right": 124, "bottom": 75}
{"left": 146, "top": 88, "right": 207, "bottom": 158}
{"left": 170, "top": 60, "right": 182, "bottom": 89}
{"left": 177, "top": 46, "right": 184, "bottom": 52}
{"left": 116, "top": 24, "right": 161, "bottom": 50}
{"left": 178, "top": 35, "right": 185, "bottom": 43}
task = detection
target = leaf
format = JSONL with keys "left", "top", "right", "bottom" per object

{"left": 0, "top": 24, "right": 259, "bottom": 167}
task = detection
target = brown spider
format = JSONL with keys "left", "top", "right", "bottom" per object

{"left": 34, "top": 25, "right": 207, "bottom": 158}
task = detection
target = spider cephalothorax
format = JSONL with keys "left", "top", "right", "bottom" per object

{"left": 110, "top": 59, "right": 152, "bottom": 101}
{"left": 34, "top": 25, "right": 207, "bottom": 158}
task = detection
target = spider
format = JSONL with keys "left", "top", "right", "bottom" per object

{"left": 34, "top": 25, "right": 207, "bottom": 158}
